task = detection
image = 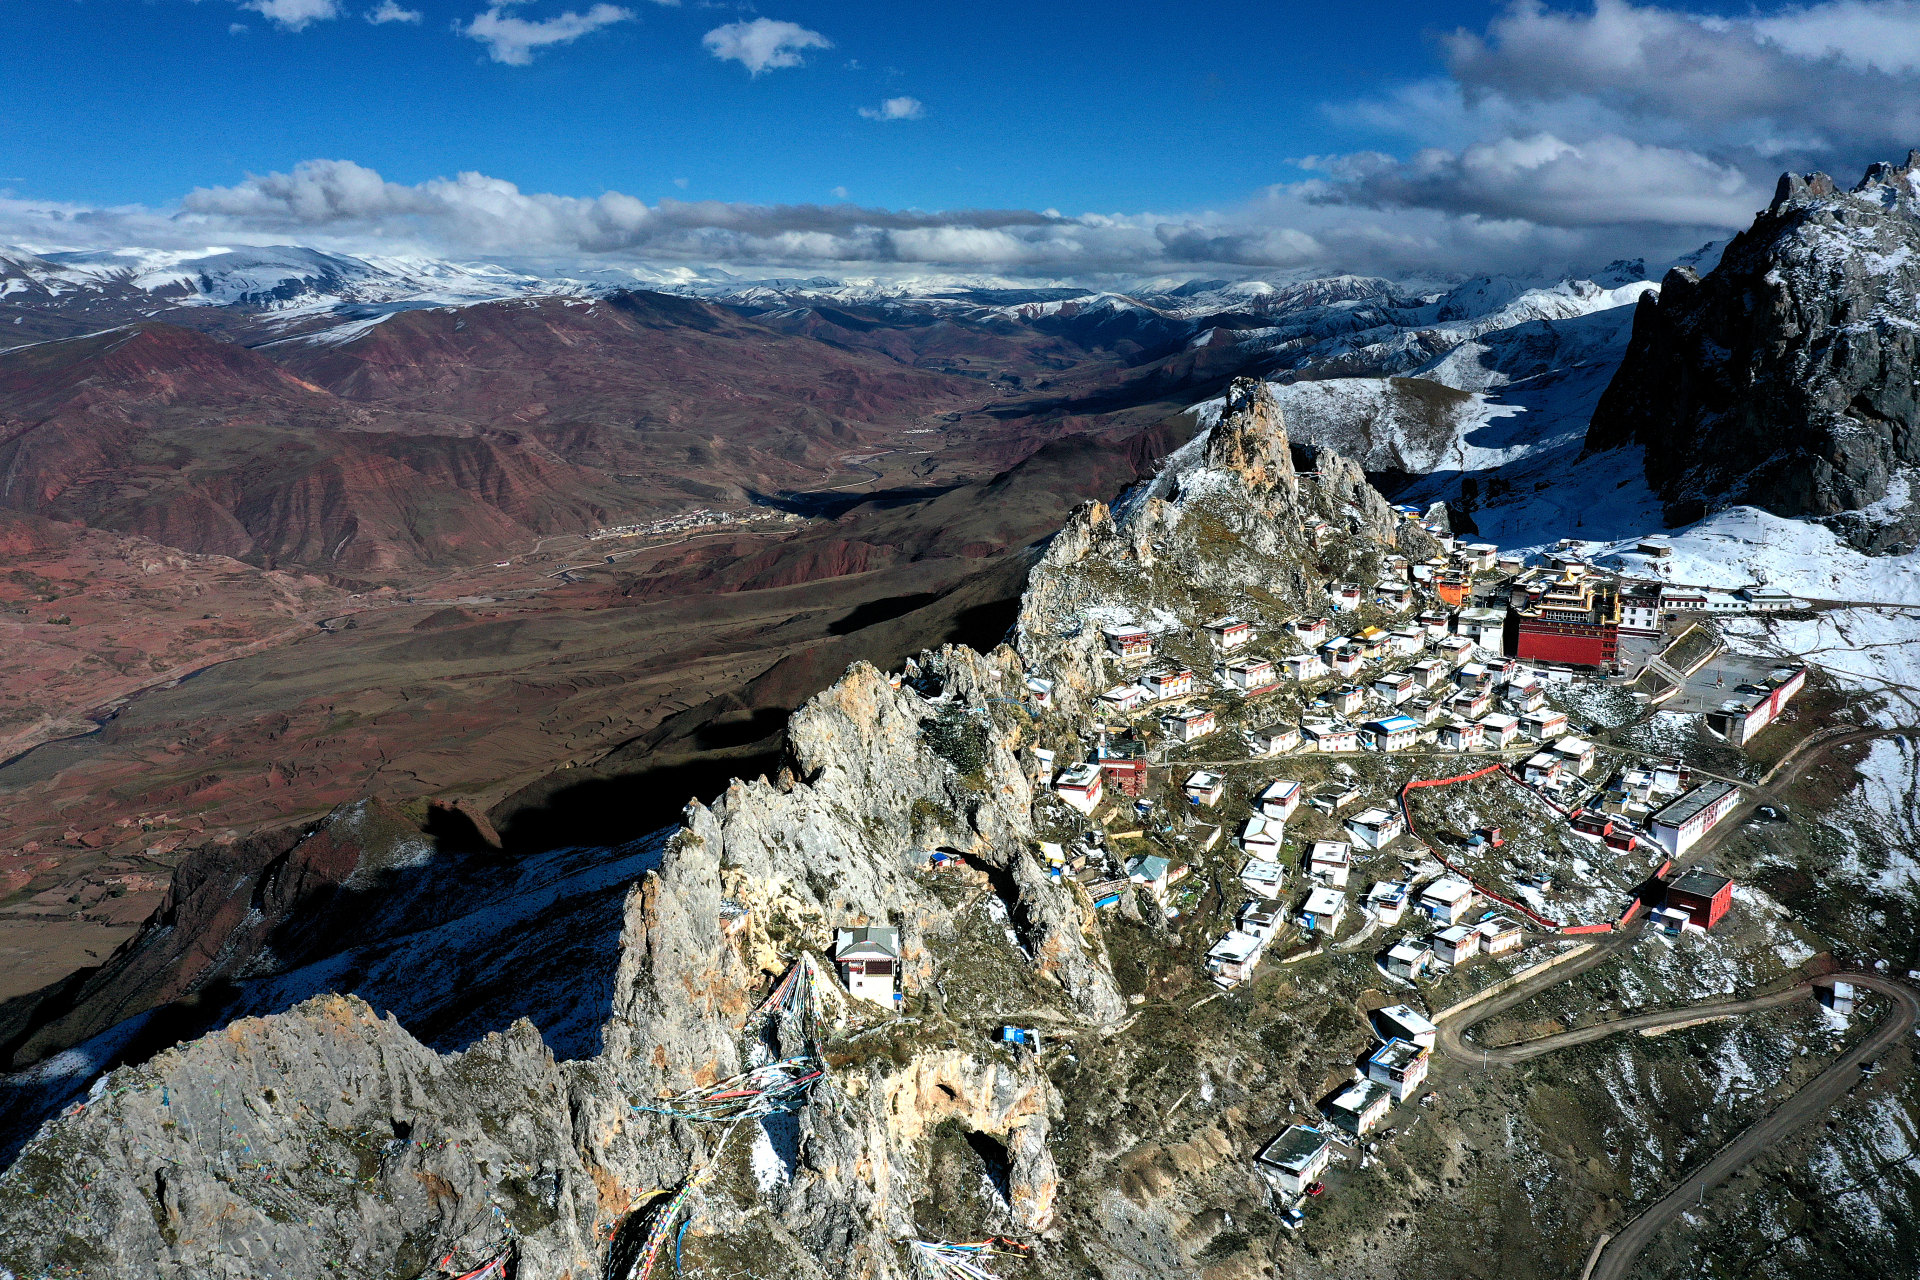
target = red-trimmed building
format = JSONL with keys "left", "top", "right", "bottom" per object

{"left": 1509, "top": 572, "right": 1620, "bottom": 668}
{"left": 1706, "top": 666, "right": 1808, "bottom": 747}
{"left": 1662, "top": 869, "right": 1735, "bottom": 930}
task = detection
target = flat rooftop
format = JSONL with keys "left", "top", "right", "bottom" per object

{"left": 1258, "top": 1124, "right": 1330, "bottom": 1172}
{"left": 1651, "top": 780, "right": 1737, "bottom": 828}
{"left": 1377, "top": 1004, "right": 1436, "bottom": 1036}
{"left": 1668, "top": 869, "right": 1734, "bottom": 898}
{"left": 1370, "top": 1038, "right": 1428, "bottom": 1070}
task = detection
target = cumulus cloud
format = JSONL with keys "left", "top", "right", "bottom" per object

{"left": 461, "top": 3, "right": 635, "bottom": 65}
{"left": 1305, "top": 133, "right": 1758, "bottom": 228}
{"left": 367, "top": 1, "right": 422, "bottom": 23}
{"left": 0, "top": 157, "right": 1657, "bottom": 279}
{"left": 1754, "top": 0, "right": 1920, "bottom": 74}
{"left": 702, "top": 18, "right": 830, "bottom": 75}
{"left": 240, "top": 0, "right": 341, "bottom": 30}
{"left": 17, "top": 2, "right": 1920, "bottom": 282}
{"left": 1439, "top": 0, "right": 1920, "bottom": 162}
{"left": 858, "top": 96, "right": 924, "bottom": 121}
{"left": 1281, "top": 0, "right": 1920, "bottom": 241}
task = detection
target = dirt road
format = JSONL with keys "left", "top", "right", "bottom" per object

{"left": 1584, "top": 972, "right": 1919, "bottom": 1280}
{"left": 1434, "top": 961, "right": 1919, "bottom": 1280}
{"left": 1441, "top": 975, "right": 1813, "bottom": 1067}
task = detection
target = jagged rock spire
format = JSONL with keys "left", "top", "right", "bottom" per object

{"left": 1204, "top": 376, "right": 1299, "bottom": 498}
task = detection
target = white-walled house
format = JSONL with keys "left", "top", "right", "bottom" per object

{"left": 1246, "top": 723, "right": 1302, "bottom": 756}
{"left": 1162, "top": 706, "right": 1216, "bottom": 743}
{"left": 1240, "top": 858, "right": 1287, "bottom": 899}
{"left": 1184, "top": 770, "right": 1226, "bottom": 806}
{"left": 1372, "top": 1004, "right": 1437, "bottom": 1049}
{"left": 1103, "top": 624, "right": 1154, "bottom": 663}
{"left": 1228, "top": 657, "right": 1279, "bottom": 691}
{"left": 1367, "top": 1038, "right": 1431, "bottom": 1100}
{"left": 834, "top": 927, "right": 902, "bottom": 1008}
{"left": 1258, "top": 778, "right": 1303, "bottom": 821}
{"left": 1283, "top": 652, "right": 1329, "bottom": 682}
{"left": 1523, "top": 709, "right": 1570, "bottom": 741}
{"left": 1308, "top": 840, "right": 1352, "bottom": 886}
{"left": 1241, "top": 814, "right": 1284, "bottom": 860}
{"left": 1476, "top": 915, "right": 1525, "bottom": 955}
{"left": 1553, "top": 736, "right": 1598, "bottom": 774}
{"left": 1365, "top": 880, "right": 1410, "bottom": 925}
{"left": 1433, "top": 924, "right": 1479, "bottom": 966}
{"left": 1419, "top": 876, "right": 1476, "bottom": 924}
{"left": 1301, "top": 884, "right": 1347, "bottom": 932}
{"left": 1345, "top": 808, "right": 1405, "bottom": 851}
{"left": 1256, "top": 1125, "right": 1334, "bottom": 1198}
{"left": 1142, "top": 668, "right": 1197, "bottom": 701}
{"left": 1205, "top": 615, "right": 1254, "bottom": 652}
{"left": 1054, "top": 763, "right": 1104, "bottom": 814}
{"left": 1385, "top": 938, "right": 1433, "bottom": 980}
{"left": 1207, "top": 930, "right": 1268, "bottom": 987}
{"left": 1325, "top": 1079, "right": 1393, "bottom": 1136}
{"left": 1480, "top": 712, "right": 1521, "bottom": 748}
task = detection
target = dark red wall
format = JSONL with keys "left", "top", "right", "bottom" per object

{"left": 1514, "top": 623, "right": 1617, "bottom": 667}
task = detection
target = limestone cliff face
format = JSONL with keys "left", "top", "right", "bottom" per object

{"left": 1586, "top": 153, "right": 1920, "bottom": 550}
{"left": 1016, "top": 376, "right": 1428, "bottom": 715}
{"left": 0, "top": 647, "right": 1097, "bottom": 1280}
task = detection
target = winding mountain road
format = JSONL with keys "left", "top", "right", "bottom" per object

{"left": 1440, "top": 970, "right": 1807, "bottom": 1068}
{"left": 1583, "top": 972, "right": 1920, "bottom": 1280}
{"left": 1435, "top": 962, "right": 1920, "bottom": 1279}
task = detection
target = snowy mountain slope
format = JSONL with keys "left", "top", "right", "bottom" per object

{"left": 4, "top": 238, "right": 1678, "bottom": 365}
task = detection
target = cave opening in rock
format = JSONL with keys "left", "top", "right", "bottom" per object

{"left": 964, "top": 1129, "right": 1013, "bottom": 1204}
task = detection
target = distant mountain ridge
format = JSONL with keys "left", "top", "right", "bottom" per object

{"left": 3, "top": 238, "right": 1677, "bottom": 366}
{"left": 0, "top": 240, "right": 1692, "bottom": 579}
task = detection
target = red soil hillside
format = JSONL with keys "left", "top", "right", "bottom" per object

{"left": 272, "top": 292, "right": 982, "bottom": 495}
{"left": 0, "top": 323, "right": 636, "bottom": 576}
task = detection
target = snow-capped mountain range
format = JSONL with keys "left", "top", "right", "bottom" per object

{"left": 0, "top": 239, "right": 1702, "bottom": 357}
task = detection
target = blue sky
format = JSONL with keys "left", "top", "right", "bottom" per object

{"left": 6, "top": 1, "right": 1479, "bottom": 210}
{"left": 3, "top": 0, "right": 1917, "bottom": 279}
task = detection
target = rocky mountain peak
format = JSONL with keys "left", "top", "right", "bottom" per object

{"left": 1203, "top": 376, "right": 1300, "bottom": 498}
{"left": 1772, "top": 149, "right": 1920, "bottom": 215}
{"left": 1587, "top": 150, "right": 1920, "bottom": 551}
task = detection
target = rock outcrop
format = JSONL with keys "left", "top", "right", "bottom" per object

{"left": 0, "top": 646, "right": 1093, "bottom": 1280}
{"left": 1586, "top": 153, "right": 1920, "bottom": 551}
{"left": 1016, "top": 377, "right": 1433, "bottom": 714}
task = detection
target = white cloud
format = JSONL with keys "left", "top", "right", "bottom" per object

{"left": 22, "top": 2, "right": 1920, "bottom": 282}
{"left": 1307, "top": 133, "right": 1759, "bottom": 228}
{"left": 241, "top": 0, "right": 341, "bottom": 30}
{"left": 858, "top": 96, "right": 924, "bottom": 121}
{"left": 461, "top": 4, "right": 635, "bottom": 65}
{"left": 1438, "top": 0, "right": 1920, "bottom": 160}
{"left": 702, "top": 18, "right": 830, "bottom": 75}
{"left": 673, "top": 177, "right": 689, "bottom": 188}
{"left": 367, "top": 1, "right": 423, "bottom": 23}
{"left": 229, "top": 22, "right": 250, "bottom": 34}
{"left": 1752, "top": 0, "right": 1920, "bottom": 75}
{"left": 0, "top": 156, "right": 1681, "bottom": 279}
